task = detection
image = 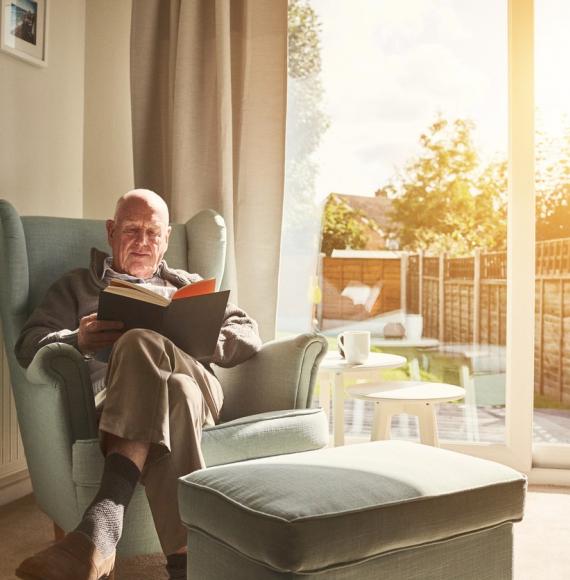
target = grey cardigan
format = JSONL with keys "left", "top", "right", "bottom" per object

{"left": 15, "top": 248, "right": 262, "bottom": 369}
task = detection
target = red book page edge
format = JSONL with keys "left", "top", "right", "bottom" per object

{"left": 172, "top": 278, "right": 216, "bottom": 300}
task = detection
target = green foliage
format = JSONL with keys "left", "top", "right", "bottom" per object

{"left": 321, "top": 197, "right": 369, "bottom": 257}
{"left": 288, "top": 0, "right": 322, "bottom": 79}
{"left": 284, "top": 0, "right": 330, "bottom": 238}
{"left": 536, "top": 126, "right": 570, "bottom": 241}
{"left": 378, "top": 116, "right": 507, "bottom": 254}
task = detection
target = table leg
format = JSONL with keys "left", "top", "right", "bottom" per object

{"left": 460, "top": 364, "right": 479, "bottom": 442}
{"left": 371, "top": 403, "right": 393, "bottom": 441}
{"left": 333, "top": 372, "right": 345, "bottom": 446}
{"left": 318, "top": 373, "right": 331, "bottom": 420}
{"left": 416, "top": 403, "right": 439, "bottom": 447}
{"left": 409, "top": 357, "right": 421, "bottom": 381}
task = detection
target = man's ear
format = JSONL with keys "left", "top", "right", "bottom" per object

{"left": 106, "top": 220, "right": 115, "bottom": 245}
{"left": 165, "top": 225, "right": 172, "bottom": 245}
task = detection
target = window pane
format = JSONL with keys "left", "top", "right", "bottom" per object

{"left": 534, "top": 0, "right": 570, "bottom": 457}
{"left": 279, "top": 0, "right": 508, "bottom": 444}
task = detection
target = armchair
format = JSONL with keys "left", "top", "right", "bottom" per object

{"left": 0, "top": 200, "right": 329, "bottom": 556}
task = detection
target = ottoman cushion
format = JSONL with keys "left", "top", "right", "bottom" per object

{"left": 178, "top": 441, "right": 526, "bottom": 574}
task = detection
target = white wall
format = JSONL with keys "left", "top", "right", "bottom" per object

{"left": 0, "top": 0, "right": 86, "bottom": 217}
{"left": 83, "top": 0, "right": 134, "bottom": 219}
{"left": 0, "top": 0, "right": 87, "bottom": 505}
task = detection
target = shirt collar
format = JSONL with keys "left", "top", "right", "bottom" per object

{"left": 101, "top": 257, "right": 164, "bottom": 283}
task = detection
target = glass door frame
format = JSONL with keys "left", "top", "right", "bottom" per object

{"left": 440, "top": 0, "right": 570, "bottom": 485}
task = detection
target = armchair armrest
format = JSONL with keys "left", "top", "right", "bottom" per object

{"left": 214, "top": 333, "right": 328, "bottom": 422}
{"left": 27, "top": 342, "right": 98, "bottom": 442}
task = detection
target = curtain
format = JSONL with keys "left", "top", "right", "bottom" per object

{"left": 130, "top": 0, "right": 288, "bottom": 341}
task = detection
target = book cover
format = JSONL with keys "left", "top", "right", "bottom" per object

{"left": 97, "top": 281, "right": 230, "bottom": 360}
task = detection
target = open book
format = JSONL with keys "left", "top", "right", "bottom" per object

{"left": 97, "top": 278, "right": 229, "bottom": 360}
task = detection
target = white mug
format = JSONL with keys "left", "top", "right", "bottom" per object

{"left": 405, "top": 314, "right": 423, "bottom": 340}
{"left": 337, "top": 331, "right": 370, "bottom": 364}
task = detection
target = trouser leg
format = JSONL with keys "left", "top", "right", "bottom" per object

{"left": 98, "top": 328, "right": 223, "bottom": 555}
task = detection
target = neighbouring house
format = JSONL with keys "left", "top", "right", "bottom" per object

{"left": 326, "top": 192, "right": 400, "bottom": 250}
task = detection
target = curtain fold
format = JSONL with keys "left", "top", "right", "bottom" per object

{"left": 131, "top": 0, "right": 288, "bottom": 341}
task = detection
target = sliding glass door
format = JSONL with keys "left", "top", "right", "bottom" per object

{"left": 279, "top": 0, "right": 569, "bottom": 482}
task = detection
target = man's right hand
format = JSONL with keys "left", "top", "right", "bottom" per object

{"left": 78, "top": 313, "right": 124, "bottom": 355}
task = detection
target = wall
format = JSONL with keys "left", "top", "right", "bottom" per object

{"left": 0, "top": 0, "right": 86, "bottom": 217}
{"left": 0, "top": 0, "right": 87, "bottom": 505}
{"left": 83, "top": 0, "right": 134, "bottom": 219}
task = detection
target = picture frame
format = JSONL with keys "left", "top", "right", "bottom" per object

{"left": 0, "top": 0, "right": 48, "bottom": 67}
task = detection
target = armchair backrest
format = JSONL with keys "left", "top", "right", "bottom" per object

{"left": 0, "top": 200, "right": 227, "bottom": 362}
{"left": 0, "top": 199, "right": 230, "bottom": 400}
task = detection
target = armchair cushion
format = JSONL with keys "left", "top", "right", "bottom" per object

{"left": 215, "top": 334, "right": 328, "bottom": 421}
{"left": 202, "top": 408, "right": 328, "bottom": 467}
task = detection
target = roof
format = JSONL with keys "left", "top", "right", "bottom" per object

{"left": 331, "top": 193, "right": 394, "bottom": 231}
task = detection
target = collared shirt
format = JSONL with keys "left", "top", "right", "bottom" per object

{"left": 91, "top": 258, "right": 178, "bottom": 402}
{"left": 101, "top": 257, "right": 177, "bottom": 300}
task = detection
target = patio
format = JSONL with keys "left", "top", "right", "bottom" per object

{"left": 314, "top": 397, "right": 570, "bottom": 445}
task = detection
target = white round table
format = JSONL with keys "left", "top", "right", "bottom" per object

{"left": 371, "top": 337, "right": 440, "bottom": 380}
{"left": 347, "top": 381, "right": 465, "bottom": 447}
{"left": 318, "top": 351, "right": 407, "bottom": 446}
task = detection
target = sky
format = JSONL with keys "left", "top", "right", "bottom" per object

{"left": 305, "top": 0, "right": 569, "bottom": 201}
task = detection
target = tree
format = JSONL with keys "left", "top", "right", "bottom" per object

{"left": 321, "top": 196, "right": 369, "bottom": 257}
{"left": 284, "top": 0, "right": 330, "bottom": 239}
{"left": 536, "top": 125, "right": 570, "bottom": 241}
{"left": 377, "top": 116, "right": 507, "bottom": 254}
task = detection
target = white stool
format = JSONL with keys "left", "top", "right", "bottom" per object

{"left": 347, "top": 381, "right": 465, "bottom": 447}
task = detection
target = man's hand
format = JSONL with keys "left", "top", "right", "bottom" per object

{"left": 78, "top": 313, "right": 124, "bottom": 355}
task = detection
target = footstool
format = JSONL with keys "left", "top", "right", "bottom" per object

{"left": 178, "top": 441, "right": 526, "bottom": 579}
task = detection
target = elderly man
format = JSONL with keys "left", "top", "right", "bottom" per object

{"left": 15, "top": 190, "right": 261, "bottom": 580}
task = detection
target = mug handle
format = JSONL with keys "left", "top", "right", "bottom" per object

{"left": 337, "top": 333, "right": 345, "bottom": 358}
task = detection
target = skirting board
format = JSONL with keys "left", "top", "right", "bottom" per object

{"left": 0, "top": 468, "right": 32, "bottom": 506}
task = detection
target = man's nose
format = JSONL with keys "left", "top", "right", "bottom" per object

{"left": 134, "top": 231, "right": 149, "bottom": 246}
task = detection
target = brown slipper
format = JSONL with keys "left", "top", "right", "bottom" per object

{"left": 15, "top": 530, "right": 115, "bottom": 580}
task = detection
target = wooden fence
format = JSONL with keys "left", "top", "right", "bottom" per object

{"left": 321, "top": 256, "right": 401, "bottom": 321}
{"left": 407, "top": 242, "right": 570, "bottom": 403}
{"left": 406, "top": 250, "right": 507, "bottom": 346}
{"left": 319, "top": 240, "right": 570, "bottom": 403}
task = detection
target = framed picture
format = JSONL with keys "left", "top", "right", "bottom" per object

{"left": 0, "top": 0, "right": 48, "bottom": 66}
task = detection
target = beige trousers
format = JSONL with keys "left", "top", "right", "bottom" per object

{"left": 98, "top": 328, "right": 224, "bottom": 555}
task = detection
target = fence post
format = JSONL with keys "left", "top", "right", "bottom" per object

{"left": 559, "top": 279, "right": 564, "bottom": 402}
{"left": 316, "top": 252, "right": 325, "bottom": 330}
{"left": 438, "top": 253, "right": 446, "bottom": 343}
{"left": 400, "top": 253, "right": 408, "bottom": 313}
{"left": 473, "top": 249, "right": 481, "bottom": 345}
{"left": 418, "top": 250, "right": 424, "bottom": 316}
{"left": 539, "top": 277, "right": 544, "bottom": 395}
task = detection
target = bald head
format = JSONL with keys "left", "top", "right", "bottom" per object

{"left": 114, "top": 189, "right": 169, "bottom": 225}
{"left": 106, "top": 189, "right": 171, "bottom": 279}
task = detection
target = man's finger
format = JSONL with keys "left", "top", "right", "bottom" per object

{"left": 88, "top": 320, "right": 124, "bottom": 333}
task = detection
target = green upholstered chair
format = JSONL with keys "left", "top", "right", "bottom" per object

{"left": 0, "top": 199, "right": 329, "bottom": 556}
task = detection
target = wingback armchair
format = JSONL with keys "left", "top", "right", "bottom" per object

{"left": 0, "top": 200, "right": 328, "bottom": 556}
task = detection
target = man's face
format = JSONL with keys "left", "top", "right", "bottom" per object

{"left": 106, "top": 199, "right": 171, "bottom": 279}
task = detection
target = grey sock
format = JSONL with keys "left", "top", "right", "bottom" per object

{"left": 166, "top": 553, "right": 187, "bottom": 579}
{"left": 75, "top": 453, "right": 141, "bottom": 557}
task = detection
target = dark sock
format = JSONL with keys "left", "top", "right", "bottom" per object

{"left": 75, "top": 453, "right": 141, "bottom": 557}
{"left": 166, "top": 553, "right": 187, "bottom": 579}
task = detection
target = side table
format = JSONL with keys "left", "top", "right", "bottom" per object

{"left": 347, "top": 381, "right": 465, "bottom": 447}
{"left": 318, "top": 352, "right": 407, "bottom": 446}
{"left": 371, "top": 337, "right": 440, "bottom": 380}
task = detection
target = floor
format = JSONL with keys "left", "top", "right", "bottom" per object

{"left": 324, "top": 398, "right": 570, "bottom": 445}
{"left": 1, "top": 484, "right": 569, "bottom": 579}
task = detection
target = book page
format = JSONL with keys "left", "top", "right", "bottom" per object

{"left": 172, "top": 278, "right": 216, "bottom": 300}
{"left": 104, "top": 285, "right": 169, "bottom": 306}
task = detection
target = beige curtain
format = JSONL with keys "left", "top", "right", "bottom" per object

{"left": 130, "top": 0, "right": 288, "bottom": 341}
